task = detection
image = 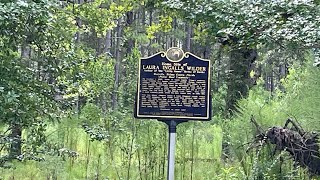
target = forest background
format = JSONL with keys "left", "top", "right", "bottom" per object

{"left": 0, "top": 0, "right": 320, "bottom": 179}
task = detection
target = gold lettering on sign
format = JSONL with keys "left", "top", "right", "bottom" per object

{"left": 143, "top": 65, "right": 160, "bottom": 70}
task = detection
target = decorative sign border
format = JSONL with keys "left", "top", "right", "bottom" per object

{"left": 135, "top": 48, "right": 211, "bottom": 120}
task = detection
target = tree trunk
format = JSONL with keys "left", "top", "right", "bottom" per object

{"left": 215, "top": 44, "right": 222, "bottom": 91}
{"left": 126, "top": 11, "right": 134, "bottom": 54}
{"left": 9, "top": 43, "right": 31, "bottom": 158}
{"left": 147, "top": 9, "right": 153, "bottom": 56}
{"left": 112, "top": 18, "right": 122, "bottom": 110}
{"left": 98, "top": 30, "right": 112, "bottom": 116}
{"left": 226, "top": 48, "right": 257, "bottom": 114}
{"left": 75, "top": 0, "right": 83, "bottom": 114}
{"left": 172, "top": 18, "right": 177, "bottom": 47}
{"left": 271, "top": 70, "right": 274, "bottom": 94}
{"left": 141, "top": 5, "right": 146, "bottom": 57}
{"left": 185, "top": 23, "right": 192, "bottom": 52}
{"left": 9, "top": 123, "right": 22, "bottom": 158}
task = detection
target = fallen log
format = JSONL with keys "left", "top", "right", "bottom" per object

{"left": 250, "top": 117, "right": 320, "bottom": 175}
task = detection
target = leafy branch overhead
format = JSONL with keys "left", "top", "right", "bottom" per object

{"left": 71, "top": 0, "right": 133, "bottom": 36}
{"left": 163, "top": 0, "right": 320, "bottom": 48}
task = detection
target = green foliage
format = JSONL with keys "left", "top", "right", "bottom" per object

{"left": 72, "top": 0, "right": 133, "bottom": 37}
{"left": 119, "top": 46, "right": 140, "bottom": 109}
{"left": 81, "top": 103, "right": 102, "bottom": 125}
{"left": 163, "top": 0, "right": 320, "bottom": 48}
{"left": 1, "top": 0, "right": 320, "bottom": 179}
{"left": 0, "top": 0, "right": 63, "bottom": 165}
{"left": 146, "top": 15, "right": 173, "bottom": 39}
{"left": 223, "top": 59, "right": 320, "bottom": 179}
{"left": 282, "top": 64, "right": 320, "bottom": 130}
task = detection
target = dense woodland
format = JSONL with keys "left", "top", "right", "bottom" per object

{"left": 0, "top": 0, "right": 320, "bottom": 179}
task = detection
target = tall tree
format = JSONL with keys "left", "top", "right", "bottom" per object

{"left": 163, "top": 0, "right": 320, "bottom": 111}
{"left": 0, "top": 0, "right": 69, "bottom": 162}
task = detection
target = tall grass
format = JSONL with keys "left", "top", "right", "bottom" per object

{"left": 1, "top": 63, "right": 320, "bottom": 180}
{"left": 1, "top": 114, "right": 226, "bottom": 179}
{"left": 224, "top": 62, "right": 320, "bottom": 179}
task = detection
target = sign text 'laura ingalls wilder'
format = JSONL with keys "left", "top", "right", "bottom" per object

{"left": 135, "top": 47, "right": 211, "bottom": 120}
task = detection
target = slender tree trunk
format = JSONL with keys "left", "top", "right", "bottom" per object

{"left": 141, "top": 6, "right": 146, "bottom": 57}
{"left": 148, "top": 9, "right": 153, "bottom": 56}
{"left": 104, "top": 30, "right": 112, "bottom": 54}
{"left": 278, "top": 63, "right": 287, "bottom": 91}
{"left": 75, "top": 0, "right": 83, "bottom": 115}
{"left": 271, "top": 70, "right": 274, "bottom": 94}
{"left": 9, "top": 43, "right": 32, "bottom": 158}
{"left": 85, "top": 137, "right": 91, "bottom": 179}
{"left": 96, "top": 154, "right": 101, "bottom": 180}
{"left": 100, "top": 30, "right": 112, "bottom": 116}
{"left": 126, "top": 11, "right": 134, "bottom": 54}
{"left": 185, "top": 23, "right": 192, "bottom": 52}
{"left": 137, "top": 149, "right": 143, "bottom": 180}
{"left": 215, "top": 44, "right": 222, "bottom": 91}
{"left": 75, "top": 0, "right": 83, "bottom": 44}
{"left": 166, "top": 34, "right": 169, "bottom": 50}
{"left": 265, "top": 72, "right": 269, "bottom": 90}
{"left": 112, "top": 18, "right": 122, "bottom": 110}
{"left": 173, "top": 18, "right": 177, "bottom": 47}
{"left": 9, "top": 123, "right": 22, "bottom": 158}
{"left": 126, "top": 119, "right": 136, "bottom": 179}
{"left": 204, "top": 43, "right": 211, "bottom": 59}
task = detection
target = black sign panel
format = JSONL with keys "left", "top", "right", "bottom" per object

{"left": 135, "top": 48, "right": 211, "bottom": 120}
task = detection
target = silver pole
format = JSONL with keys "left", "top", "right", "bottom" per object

{"left": 168, "top": 129, "right": 176, "bottom": 180}
{"left": 160, "top": 120, "right": 187, "bottom": 180}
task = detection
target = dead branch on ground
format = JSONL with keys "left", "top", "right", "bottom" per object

{"left": 249, "top": 116, "right": 320, "bottom": 175}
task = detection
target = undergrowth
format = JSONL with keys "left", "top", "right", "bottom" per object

{"left": 1, "top": 63, "right": 319, "bottom": 179}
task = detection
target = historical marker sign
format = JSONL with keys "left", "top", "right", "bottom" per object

{"left": 135, "top": 47, "right": 211, "bottom": 120}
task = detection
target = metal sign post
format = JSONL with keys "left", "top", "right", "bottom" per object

{"left": 134, "top": 47, "right": 211, "bottom": 180}
{"left": 161, "top": 120, "right": 187, "bottom": 180}
{"left": 167, "top": 120, "right": 176, "bottom": 180}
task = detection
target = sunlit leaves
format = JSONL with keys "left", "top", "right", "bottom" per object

{"left": 146, "top": 24, "right": 160, "bottom": 39}
{"left": 146, "top": 15, "right": 173, "bottom": 39}
{"left": 163, "top": 0, "right": 320, "bottom": 48}
{"left": 71, "top": 0, "right": 133, "bottom": 37}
